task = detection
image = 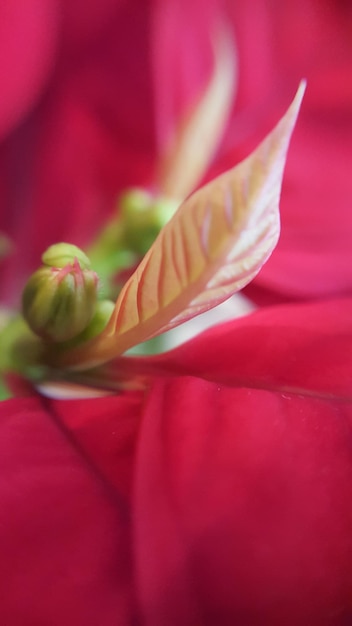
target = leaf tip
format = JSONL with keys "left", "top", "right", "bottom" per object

{"left": 294, "top": 78, "right": 307, "bottom": 110}
{"left": 284, "top": 79, "right": 307, "bottom": 132}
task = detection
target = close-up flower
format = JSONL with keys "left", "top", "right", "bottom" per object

{"left": 0, "top": 2, "right": 351, "bottom": 625}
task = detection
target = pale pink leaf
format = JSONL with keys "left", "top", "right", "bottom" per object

{"left": 61, "top": 82, "right": 305, "bottom": 369}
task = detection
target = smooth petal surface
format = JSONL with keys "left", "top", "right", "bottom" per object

{"left": 133, "top": 377, "right": 352, "bottom": 625}
{"left": 0, "top": 394, "right": 141, "bottom": 625}
{"left": 62, "top": 83, "right": 305, "bottom": 369}
{"left": 0, "top": 0, "right": 58, "bottom": 139}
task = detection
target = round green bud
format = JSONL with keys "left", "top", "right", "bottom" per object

{"left": 119, "top": 189, "right": 179, "bottom": 255}
{"left": 22, "top": 256, "right": 98, "bottom": 342}
{"left": 42, "top": 242, "right": 92, "bottom": 270}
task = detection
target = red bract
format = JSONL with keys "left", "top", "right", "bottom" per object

{"left": 0, "top": 1, "right": 58, "bottom": 140}
{"left": 1, "top": 298, "right": 352, "bottom": 625}
{"left": 0, "top": 393, "right": 140, "bottom": 625}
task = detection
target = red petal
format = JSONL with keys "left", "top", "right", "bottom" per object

{"left": 118, "top": 298, "right": 352, "bottom": 401}
{"left": 0, "top": 0, "right": 58, "bottom": 139}
{"left": 50, "top": 392, "right": 144, "bottom": 498}
{"left": 151, "top": 0, "right": 219, "bottom": 152}
{"left": 0, "top": 395, "right": 138, "bottom": 624}
{"left": 60, "top": 0, "right": 122, "bottom": 48}
{"left": 133, "top": 376, "right": 352, "bottom": 624}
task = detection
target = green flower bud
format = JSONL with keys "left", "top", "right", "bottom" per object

{"left": 22, "top": 253, "right": 98, "bottom": 342}
{"left": 42, "top": 242, "right": 92, "bottom": 270}
{"left": 120, "top": 189, "right": 179, "bottom": 255}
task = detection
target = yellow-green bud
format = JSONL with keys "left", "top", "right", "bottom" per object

{"left": 120, "top": 189, "right": 179, "bottom": 255}
{"left": 22, "top": 246, "right": 98, "bottom": 342}
{"left": 42, "top": 242, "right": 92, "bottom": 270}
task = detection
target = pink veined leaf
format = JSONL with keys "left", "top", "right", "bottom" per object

{"left": 156, "top": 21, "right": 238, "bottom": 202}
{"left": 60, "top": 82, "right": 306, "bottom": 370}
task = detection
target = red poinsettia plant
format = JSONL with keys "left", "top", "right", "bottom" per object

{"left": 1, "top": 75, "right": 352, "bottom": 626}
{"left": 1, "top": 2, "right": 352, "bottom": 625}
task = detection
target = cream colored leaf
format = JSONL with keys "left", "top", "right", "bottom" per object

{"left": 157, "top": 23, "right": 237, "bottom": 201}
{"left": 60, "top": 82, "right": 305, "bottom": 370}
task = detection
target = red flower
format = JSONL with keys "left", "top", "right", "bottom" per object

{"left": 0, "top": 4, "right": 351, "bottom": 624}
{"left": 1, "top": 298, "right": 352, "bottom": 625}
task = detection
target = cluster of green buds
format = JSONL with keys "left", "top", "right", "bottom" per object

{"left": 22, "top": 243, "right": 113, "bottom": 344}
{"left": 86, "top": 188, "right": 179, "bottom": 298}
